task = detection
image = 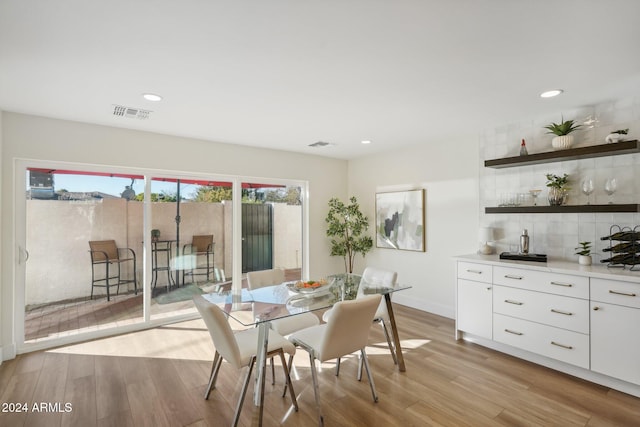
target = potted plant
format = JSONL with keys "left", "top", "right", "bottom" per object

{"left": 545, "top": 173, "right": 570, "bottom": 206}
{"left": 151, "top": 229, "right": 161, "bottom": 242}
{"left": 544, "top": 116, "right": 582, "bottom": 150}
{"left": 605, "top": 128, "right": 629, "bottom": 143}
{"left": 574, "top": 241, "right": 595, "bottom": 265}
{"left": 326, "top": 196, "right": 373, "bottom": 274}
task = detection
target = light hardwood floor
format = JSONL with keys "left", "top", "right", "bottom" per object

{"left": 2, "top": 304, "right": 639, "bottom": 426}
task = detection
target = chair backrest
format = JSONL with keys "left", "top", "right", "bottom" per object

{"left": 192, "top": 235, "right": 213, "bottom": 252}
{"left": 246, "top": 269, "right": 285, "bottom": 290}
{"left": 361, "top": 267, "right": 397, "bottom": 319}
{"left": 89, "top": 240, "right": 119, "bottom": 262}
{"left": 361, "top": 267, "right": 397, "bottom": 287}
{"left": 193, "top": 295, "right": 244, "bottom": 369}
{"left": 317, "top": 294, "right": 381, "bottom": 362}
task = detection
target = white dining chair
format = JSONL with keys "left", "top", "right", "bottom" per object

{"left": 288, "top": 294, "right": 382, "bottom": 426}
{"left": 323, "top": 267, "right": 398, "bottom": 376}
{"left": 247, "top": 269, "right": 321, "bottom": 335}
{"left": 247, "top": 269, "right": 321, "bottom": 382}
{"left": 193, "top": 295, "right": 298, "bottom": 427}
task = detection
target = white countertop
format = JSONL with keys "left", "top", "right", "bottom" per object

{"left": 455, "top": 253, "right": 640, "bottom": 284}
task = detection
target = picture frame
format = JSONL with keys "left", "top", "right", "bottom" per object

{"left": 375, "top": 189, "right": 425, "bottom": 252}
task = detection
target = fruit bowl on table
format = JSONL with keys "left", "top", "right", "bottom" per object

{"left": 287, "top": 278, "right": 334, "bottom": 294}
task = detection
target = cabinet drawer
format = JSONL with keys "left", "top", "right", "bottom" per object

{"left": 493, "top": 286, "right": 589, "bottom": 334}
{"left": 493, "top": 266, "right": 588, "bottom": 299}
{"left": 493, "top": 314, "right": 589, "bottom": 369}
{"left": 591, "top": 278, "right": 640, "bottom": 309}
{"left": 458, "top": 261, "right": 492, "bottom": 283}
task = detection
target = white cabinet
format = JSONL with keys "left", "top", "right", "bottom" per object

{"left": 492, "top": 270, "right": 589, "bottom": 369}
{"left": 456, "top": 262, "right": 492, "bottom": 339}
{"left": 455, "top": 256, "right": 640, "bottom": 396}
{"left": 590, "top": 278, "right": 640, "bottom": 385}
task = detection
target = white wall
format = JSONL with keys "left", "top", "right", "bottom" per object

{"left": 0, "top": 111, "right": 3, "bottom": 365}
{"left": 1, "top": 112, "right": 347, "bottom": 359}
{"left": 348, "top": 137, "right": 480, "bottom": 318}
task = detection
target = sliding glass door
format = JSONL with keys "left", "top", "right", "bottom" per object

{"left": 16, "top": 161, "right": 307, "bottom": 351}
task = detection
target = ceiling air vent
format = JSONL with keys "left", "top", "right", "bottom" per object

{"left": 112, "top": 105, "right": 152, "bottom": 120}
{"left": 309, "top": 141, "right": 331, "bottom": 148}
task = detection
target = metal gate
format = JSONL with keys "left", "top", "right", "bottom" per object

{"left": 242, "top": 203, "right": 273, "bottom": 273}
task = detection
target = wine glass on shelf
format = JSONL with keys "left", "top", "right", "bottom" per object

{"left": 604, "top": 177, "right": 617, "bottom": 204}
{"left": 529, "top": 189, "right": 542, "bottom": 206}
{"left": 581, "top": 177, "right": 594, "bottom": 205}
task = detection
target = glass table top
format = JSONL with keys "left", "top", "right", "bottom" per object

{"left": 201, "top": 274, "right": 411, "bottom": 327}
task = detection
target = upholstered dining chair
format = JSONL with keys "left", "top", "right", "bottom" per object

{"left": 323, "top": 266, "right": 398, "bottom": 375}
{"left": 193, "top": 295, "right": 298, "bottom": 427}
{"left": 246, "top": 268, "right": 321, "bottom": 382}
{"left": 288, "top": 294, "right": 382, "bottom": 426}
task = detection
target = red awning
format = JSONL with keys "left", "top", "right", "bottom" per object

{"left": 27, "top": 168, "right": 282, "bottom": 188}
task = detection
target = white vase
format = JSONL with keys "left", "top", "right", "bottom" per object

{"left": 605, "top": 133, "right": 623, "bottom": 144}
{"left": 552, "top": 135, "right": 574, "bottom": 150}
{"left": 578, "top": 255, "right": 592, "bottom": 266}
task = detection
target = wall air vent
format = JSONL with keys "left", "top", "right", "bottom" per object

{"left": 112, "top": 105, "right": 152, "bottom": 120}
{"left": 309, "top": 141, "right": 331, "bottom": 147}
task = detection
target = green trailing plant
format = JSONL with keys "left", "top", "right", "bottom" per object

{"left": 612, "top": 128, "right": 629, "bottom": 135}
{"left": 544, "top": 116, "right": 582, "bottom": 136}
{"left": 575, "top": 241, "right": 593, "bottom": 256}
{"left": 325, "top": 196, "right": 373, "bottom": 273}
{"left": 545, "top": 173, "right": 570, "bottom": 189}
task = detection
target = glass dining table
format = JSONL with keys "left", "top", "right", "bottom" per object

{"left": 201, "top": 275, "right": 411, "bottom": 406}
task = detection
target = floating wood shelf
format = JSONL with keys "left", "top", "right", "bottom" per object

{"left": 485, "top": 204, "right": 640, "bottom": 214}
{"left": 484, "top": 140, "right": 640, "bottom": 169}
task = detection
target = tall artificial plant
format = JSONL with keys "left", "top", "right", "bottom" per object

{"left": 325, "top": 196, "right": 373, "bottom": 273}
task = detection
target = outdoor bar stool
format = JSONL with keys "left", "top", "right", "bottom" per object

{"left": 88, "top": 240, "right": 137, "bottom": 301}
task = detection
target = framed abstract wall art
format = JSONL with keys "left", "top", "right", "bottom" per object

{"left": 375, "top": 189, "right": 425, "bottom": 252}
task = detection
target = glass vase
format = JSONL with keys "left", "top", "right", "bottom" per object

{"left": 548, "top": 187, "right": 566, "bottom": 206}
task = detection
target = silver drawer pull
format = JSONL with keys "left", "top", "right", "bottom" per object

{"left": 504, "top": 329, "right": 523, "bottom": 336}
{"left": 504, "top": 275, "right": 523, "bottom": 280}
{"left": 551, "top": 309, "right": 573, "bottom": 316}
{"left": 609, "top": 290, "right": 637, "bottom": 297}
{"left": 505, "top": 299, "right": 523, "bottom": 305}
{"left": 466, "top": 269, "right": 483, "bottom": 274}
{"left": 550, "top": 281, "right": 573, "bottom": 287}
{"left": 551, "top": 341, "right": 573, "bottom": 350}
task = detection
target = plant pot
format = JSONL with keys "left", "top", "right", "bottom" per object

{"left": 331, "top": 273, "right": 361, "bottom": 300}
{"left": 605, "top": 133, "right": 623, "bottom": 144}
{"left": 548, "top": 187, "right": 567, "bottom": 206}
{"left": 552, "top": 135, "right": 574, "bottom": 150}
{"left": 578, "top": 255, "right": 592, "bottom": 266}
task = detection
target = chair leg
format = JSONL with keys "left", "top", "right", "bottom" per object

{"left": 335, "top": 357, "right": 341, "bottom": 376}
{"left": 278, "top": 350, "right": 298, "bottom": 411}
{"left": 308, "top": 351, "right": 324, "bottom": 427}
{"left": 205, "top": 351, "right": 222, "bottom": 399}
{"left": 360, "top": 348, "right": 378, "bottom": 403}
{"left": 357, "top": 354, "right": 363, "bottom": 381}
{"left": 271, "top": 356, "right": 276, "bottom": 385}
{"left": 379, "top": 318, "right": 398, "bottom": 365}
{"left": 233, "top": 355, "right": 255, "bottom": 427}
{"left": 282, "top": 354, "right": 294, "bottom": 398}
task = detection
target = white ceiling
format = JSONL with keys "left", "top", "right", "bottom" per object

{"left": 1, "top": 1, "right": 640, "bottom": 160}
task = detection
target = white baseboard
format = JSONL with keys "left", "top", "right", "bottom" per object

{"left": 393, "top": 294, "right": 454, "bottom": 319}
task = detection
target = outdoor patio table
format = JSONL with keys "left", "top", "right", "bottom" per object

{"left": 150, "top": 240, "right": 176, "bottom": 291}
{"left": 202, "top": 276, "right": 411, "bottom": 408}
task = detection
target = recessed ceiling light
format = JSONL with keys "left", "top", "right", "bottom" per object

{"left": 540, "top": 89, "right": 563, "bottom": 98}
{"left": 361, "top": 140, "right": 371, "bottom": 144}
{"left": 142, "top": 93, "right": 163, "bottom": 102}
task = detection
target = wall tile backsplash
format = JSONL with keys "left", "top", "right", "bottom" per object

{"left": 479, "top": 97, "right": 640, "bottom": 261}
